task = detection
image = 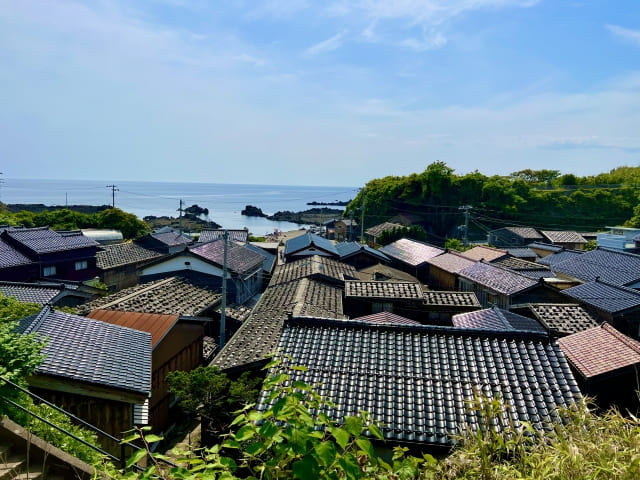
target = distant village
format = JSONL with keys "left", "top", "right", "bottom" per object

{"left": 2, "top": 217, "right": 640, "bottom": 471}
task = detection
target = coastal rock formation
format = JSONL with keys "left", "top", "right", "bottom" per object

{"left": 241, "top": 205, "right": 267, "bottom": 217}
{"left": 267, "top": 207, "right": 343, "bottom": 225}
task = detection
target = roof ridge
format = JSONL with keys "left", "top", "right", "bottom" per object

{"left": 22, "top": 305, "right": 54, "bottom": 335}
{"left": 601, "top": 323, "right": 640, "bottom": 354}
{"left": 97, "top": 277, "right": 177, "bottom": 309}
{"left": 493, "top": 307, "right": 515, "bottom": 330}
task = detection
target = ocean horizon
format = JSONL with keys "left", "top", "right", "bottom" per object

{"left": 1, "top": 178, "right": 357, "bottom": 235}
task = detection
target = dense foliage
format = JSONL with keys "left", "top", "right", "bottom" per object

{"left": 0, "top": 206, "right": 150, "bottom": 239}
{"left": 348, "top": 162, "right": 640, "bottom": 244}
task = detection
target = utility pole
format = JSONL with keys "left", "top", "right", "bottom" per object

{"left": 459, "top": 205, "right": 471, "bottom": 247}
{"left": 106, "top": 184, "right": 119, "bottom": 208}
{"left": 360, "top": 187, "right": 365, "bottom": 244}
{"left": 219, "top": 230, "right": 229, "bottom": 349}
{"left": 177, "top": 199, "right": 185, "bottom": 235}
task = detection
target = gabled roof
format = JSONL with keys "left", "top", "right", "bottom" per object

{"left": 199, "top": 229, "right": 248, "bottom": 244}
{"left": 378, "top": 238, "right": 444, "bottom": 267}
{"left": 525, "top": 303, "right": 600, "bottom": 336}
{"left": 149, "top": 231, "right": 192, "bottom": 247}
{"left": 87, "top": 310, "right": 181, "bottom": 348}
{"left": 507, "top": 248, "right": 537, "bottom": 259}
{"left": 96, "top": 242, "right": 165, "bottom": 270}
{"left": 364, "top": 222, "right": 404, "bottom": 237}
{"left": 18, "top": 307, "right": 151, "bottom": 395}
{"left": 356, "top": 264, "right": 421, "bottom": 283}
{"left": 335, "top": 242, "right": 390, "bottom": 263}
{"left": 0, "top": 238, "right": 33, "bottom": 268}
{"left": 190, "top": 239, "right": 264, "bottom": 276}
{"left": 459, "top": 245, "right": 508, "bottom": 262}
{"left": 426, "top": 251, "right": 475, "bottom": 274}
{"left": 353, "top": 312, "right": 422, "bottom": 325}
{"left": 541, "top": 231, "right": 587, "bottom": 245}
{"left": 422, "top": 291, "right": 481, "bottom": 308}
{"left": 241, "top": 242, "right": 276, "bottom": 273}
{"left": 0, "top": 281, "right": 64, "bottom": 305}
{"left": 550, "top": 248, "right": 640, "bottom": 286}
{"left": 258, "top": 318, "right": 581, "bottom": 446}
{"left": 211, "top": 273, "right": 346, "bottom": 371}
{"left": 492, "top": 257, "right": 555, "bottom": 280}
{"left": 2, "top": 227, "right": 97, "bottom": 254}
{"left": 493, "top": 226, "right": 544, "bottom": 240}
{"left": 284, "top": 232, "right": 339, "bottom": 257}
{"left": 560, "top": 280, "right": 640, "bottom": 314}
{"left": 529, "top": 242, "right": 564, "bottom": 253}
{"left": 77, "top": 273, "right": 222, "bottom": 316}
{"left": 452, "top": 307, "right": 546, "bottom": 333}
{"left": 558, "top": 323, "right": 640, "bottom": 379}
{"left": 344, "top": 280, "right": 424, "bottom": 300}
{"left": 536, "top": 249, "right": 584, "bottom": 267}
{"left": 458, "top": 261, "right": 538, "bottom": 295}
{"left": 269, "top": 255, "right": 357, "bottom": 287}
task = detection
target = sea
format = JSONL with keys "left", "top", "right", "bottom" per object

{"left": 1, "top": 179, "right": 357, "bottom": 235}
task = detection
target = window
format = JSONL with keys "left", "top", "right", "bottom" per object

{"left": 75, "top": 260, "right": 88, "bottom": 271}
{"left": 43, "top": 266, "right": 56, "bottom": 277}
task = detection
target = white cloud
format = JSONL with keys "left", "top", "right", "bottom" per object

{"left": 399, "top": 30, "right": 447, "bottom": 51}
{"left": 304, "top": 31, "right": 347, "bottom": 55}
{"left": 606, "top": 24, "right": 640, "bottom": 47}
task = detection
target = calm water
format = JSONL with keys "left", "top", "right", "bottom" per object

{"left": 2, "top": 179, "right": 357, "bottom": 235}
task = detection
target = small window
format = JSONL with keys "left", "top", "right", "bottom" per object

{"left": 43, "top": 266, "right": 56, "bottom": 277}
{"left": 75, "top": 260, "right": 88, "bottom": 271}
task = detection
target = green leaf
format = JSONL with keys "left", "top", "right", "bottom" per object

{"left": 314, "top": 440, "right": 337, "bottom": 467}
{"left": 234, "top": 424, "right": 256, "bottom": 442}
{"left": 245, "top": 441, "right": 265, "bottom": 456}
{"left": 222, "top": 439, "right": 241, "bottom": 449}
{"left": 293, "top": 455, "right": 320, "bottom": 479}
{"left": 230, "top": 413, "right": 245, "bottom": 427}
{"left": 368, "top": 423, "right": 384, "bottom": 440}
{"left": 143, "top": 434, "right": 163, "bottom": 443}
{"left": 290, "top": 365, "right": 308, "bottom": 372}
{"left": 330, "top": 426, "right": 350, "bottom": 450}
{"left": 356, "top": 438, "right": 375, "bottom": 459}
{"left": 344, "top": 416, "right": 363, "bottom": 436}
{"left": 247, "top": 410, "right": 263, "bottom": 422}
{"left": 338, "top": 453, "right": 362, "bottom": 480}
{"left": 125, "top": 448, "right": 147, "bottom": 468}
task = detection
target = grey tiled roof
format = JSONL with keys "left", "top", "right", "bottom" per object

{"left": 537, "top": 250, "right": 584, "bottom": 267}
{"left": 507, "top": 248, "right": 537, "bottom": 259}
{"left": 77, "top": 274, "right": 222, "bottom": 316}
{"left": 452, "top": 307, "right": 546, "bottom": 333}
{"left": 529, "top": 242, "right": 564, "bottom": 253}
{"left": 211, "top": 274, "right": 346, "bottom": 371}
{"left": 502, "top": 227, "right": 544, "bottom": 240}
{"left": 379, "top": 239, "right": 444, "bottom": 267}
{"left": 0, "top": 281, "right": 62, "bottom": 305}
{"left": 96, "top": 242, "right": 165, "bottom": 270}
{"left": 560, "top": 280, "right": 640, "bottom": 314}
{"left": 550, "top": 248, "right": 640, "bottom": 286}
{"left": 541, "top": 231, "right": 587, "bottom": 244}
{"left": 241, "top": 242, "right": 276, "bottom": 273}
{"left": 458, "top": 262, "right": 538, "bottom": 295}
{"left": 345, "top": 281, "right": 424, "bottom": 300}
{"left": 353, "top": 312, "right": 422, "bottom": 325}
{"left": 0, "top": 238, "right": 33, "bottom": 268}
{"left": 335, "top": 242, "right": 390, "bottom": 263}
{"left": 423, "top": 291, "right": 481, "bottom": 307}
{"left": 426, "top": 252, "right": 475, "bottom": 273}
{"left": 365, "top": 222, "right": 405, "bottom": 237}
{"left": 258, "top": 318, "right": 581, "bottom": 446}
{"left": 18, "top": 307, "right": 151, "bottom": 395}
{"left": 284, "top": 232, "right": 339, "bottom": 256}
{"left": 526, "top": 304, "right": 600, "bottom": 336}
{"left": 3, "top": 227, "right": 97, "bottom": 254}
{"left": 150, "top": 231, "right": 192, "bottom": 247}
{"left": 493, "top": 257, "right": 549, "bottom": 271}
{"left": 269, "top": 256, "right": 357, "bottom": 287}
{"left": 190, "top": 239, "right": 264, "bottom": 276}
{"left": 199, "top": 229, "right": 248, "bottom": 244}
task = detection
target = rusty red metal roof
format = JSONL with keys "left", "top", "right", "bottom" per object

{"left": 87, "top": 309, "right": 179, "bottom": 348}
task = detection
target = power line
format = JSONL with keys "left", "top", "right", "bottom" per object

{"left": 106, "top": 184, "right": 119, "bottom": 208}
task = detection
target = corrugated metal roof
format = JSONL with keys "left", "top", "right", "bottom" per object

{"left": 87, "top": 309, "right": 179, "bottom": 348}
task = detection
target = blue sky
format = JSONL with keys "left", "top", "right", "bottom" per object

{"left": 1, "top": 0, "right": 639, "bottom": 186}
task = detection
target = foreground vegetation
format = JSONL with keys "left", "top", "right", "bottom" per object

{"left": 347, "top": 163, "right": 640, "bottom": 242}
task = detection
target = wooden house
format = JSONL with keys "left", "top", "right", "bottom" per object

{"left": 334, "top": 219, "right": 358, "bottom": 242}
{"left": 487, "top": 226, "right": 543, "bottom": 248}
{"left": 0, "top": 280, "right": 97, "bottom": 307}
{"left": 96, "top": 242, "right": 165, "bottom": 291}
{"left": 540, "top": 230, "right": 588, "bottom": 250}
{"left": 87, "top": 309, "right": 205, "bottom": 433}
{"left": 335, "top": 241, "right": 390, "bottom": 270}
{"left": 364, "top": 222, "right": 404, "bottom": 246}
{"left": 137, "top": 231, "right": 192, "bottom": 254}
{"left": 426, "top": 251, "right": 475, "bottom": 290}
{"left": 343, "top": 280, "right": 425, "bottom": 321}
{"left": 283, "top": 232, "right": 340, "bottom": 262}
{"left": 0, "top": 227, "right": 98, "bottom": 282}
{"left": 18, "top": 307, "right": 151, "bottom": 454}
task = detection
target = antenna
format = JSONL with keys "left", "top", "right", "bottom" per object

{"left": 106, "top": 184, "right": 119, "bottom": 208}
